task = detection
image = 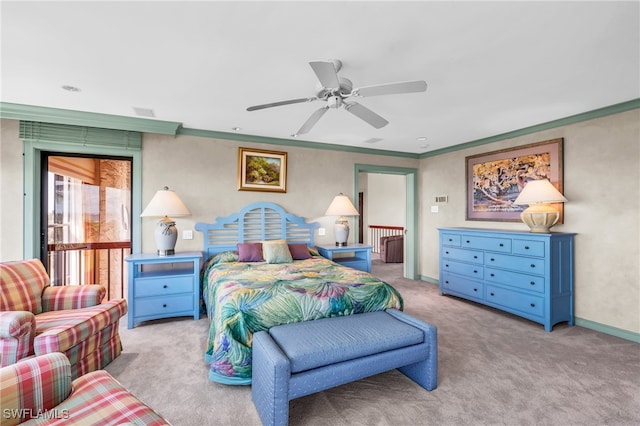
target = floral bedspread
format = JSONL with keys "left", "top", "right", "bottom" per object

{"left": 201, "top": 252, "right": 403, "bottom": 384}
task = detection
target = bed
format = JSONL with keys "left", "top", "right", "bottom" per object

{"left": 195, "top": 202, "right": 404, "bottom": 385}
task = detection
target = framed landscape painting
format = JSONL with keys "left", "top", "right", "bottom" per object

{"left": 466, "top": 138, "right": 564, "bottom": 222}
{"left": 238, "top": 148, "right": 287, "bottom": 192}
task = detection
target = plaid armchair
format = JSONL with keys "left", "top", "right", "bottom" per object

{"left": 0, "top": 352, "right": 169, "bottom": 426}
{"left": 0, "top": 259, "right": 127, "bottom": 379}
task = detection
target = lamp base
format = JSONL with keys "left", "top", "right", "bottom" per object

{"left": 155, "top": 217, "right": 178, "bottom": 256}
{"left": 520, "top": 203, "right": 560, "bottom": 233}
{"left": 333, "top": 216, "right": 350, "bottom": 247}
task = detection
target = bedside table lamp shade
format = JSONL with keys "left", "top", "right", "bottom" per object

{"left": 513, "top": 179, "right": 567, "bottom": 233}
{"left": 325, "top": 193, "right": 360, "bottom": 246}
{"left": 141, "top": 187, "right": 191, "bottom": 255}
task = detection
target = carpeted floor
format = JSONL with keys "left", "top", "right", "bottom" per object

{"left": 105, "top": 260, "right": 640, "bottom": 426}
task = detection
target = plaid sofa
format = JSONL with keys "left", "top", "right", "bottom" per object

{"left": 0, "top": 259, "right": 127, "bottom": 379}
{"left": 0, "top": 352, "right": 169, "bottom": 425}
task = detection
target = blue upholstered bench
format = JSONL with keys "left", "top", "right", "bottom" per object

{"left": 251, "top": 309, "right": 438, "bottom": 426}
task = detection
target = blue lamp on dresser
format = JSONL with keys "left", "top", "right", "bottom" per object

{"left": 513, "top": 179, "right": 568, "bottom": 233}
{"left": 141, "top": 186, "right": 191, "bottom": 255}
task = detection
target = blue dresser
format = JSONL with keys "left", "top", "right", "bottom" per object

{"left": 438, "top": 228, "right": 575, "bottom": 331}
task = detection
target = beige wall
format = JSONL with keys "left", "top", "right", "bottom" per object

{"left": 419, "top": 109, "right": 640, "bottom": 334}
{"left": 1, "top": 109, "right": 639, "bottom": 336}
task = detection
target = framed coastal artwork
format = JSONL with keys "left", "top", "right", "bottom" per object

{"left": 238, "top": 148, "right": 287, "bottom": 193}
{"left": 465, "top": 138, "right": 564, "bottom": 222}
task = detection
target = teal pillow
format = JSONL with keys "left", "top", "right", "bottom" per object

{"left": 262, "top": 240, "right": 293, "bottom": 264}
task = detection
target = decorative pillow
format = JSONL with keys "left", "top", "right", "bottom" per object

{"left": 237, "top": 243, "right": 264, "bottom": 262}
{"left": 288, "top": 243, "right": 311, "bottom": 260}
{"left": 262, "top": 240, "right": 293, "bottom": 264}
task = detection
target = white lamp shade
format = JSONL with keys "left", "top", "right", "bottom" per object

{"left": 325, "top": 194, "right": 360, "bottom": 216}
{"left": 141, "top": 187, "right": 191, "bottom": 218}
{"left": 513, "top": 179, "right": 567, "bottom": 205}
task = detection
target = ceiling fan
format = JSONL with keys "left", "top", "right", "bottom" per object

{"left": 246, "top": 59, "right": 427, "bottom": 135}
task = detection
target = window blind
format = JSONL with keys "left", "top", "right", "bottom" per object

{"left": 20, "top": 121, "right": 141, "bottom": 150}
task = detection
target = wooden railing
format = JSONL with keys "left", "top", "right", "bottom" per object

{"left": 368, "top": 225, "right": 404, "bottom": 253}
{"left": 47, "top": 241, "right": 131, "bottom": 300}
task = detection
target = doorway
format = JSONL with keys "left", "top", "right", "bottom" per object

{"left": 42, "top": 154, "right": 132, "bottom": 299}
{"left": 354, "top": 164, "right": 418, "bottom": 280}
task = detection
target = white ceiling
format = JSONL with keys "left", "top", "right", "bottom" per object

{"left": 1, "top": 1, "right": 638, "bottom": 155}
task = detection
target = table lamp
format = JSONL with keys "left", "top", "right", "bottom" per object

{"left": 513, "top": 179, "right": 567, "bottom": 233}
{"left": 141, "top": 186, "right": 191, "bottom": 255}
{"left": 325, "top": 193, "right": 360, "bottom": 246}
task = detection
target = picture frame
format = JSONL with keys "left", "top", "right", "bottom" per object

{"left": 238, "top": 148, "right": 287, "bottom": 193}
{"left": 466, "top": 138, "right": 564, "bottom": 222}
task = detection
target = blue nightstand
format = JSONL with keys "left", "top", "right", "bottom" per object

{"left": 316, "top": 244, "right": 372, "bottom": 273}
{"left": 125, "top": 251, "right": 202, "bottom": 329}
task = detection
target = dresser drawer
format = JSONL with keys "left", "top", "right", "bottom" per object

{"left": 134, "top": 294, "right": 194, "bottom": 317}
{"left": 441, "top": 233, "right": 461, "bottom": 247}
{"left": 134, "top": 275, "right": 194, "bottom": 297}
{"left": 462, "top": 235, "right": 511, "bottom": 253}
{"left": 512, "top": 239, "right": 545, "bottom": 257}
{"left": 442, "top": 259, "right": 484, "bottom": 279}
{"left": 485, "top": 267, "right": 545, "bottom": 293}
{"left": 485, "top": 253, "right": 545, "bottom": 275}
{"left": 441, "top": 247, "right": 484, "bottom": 264}
{"left": 486, "top": 285, "right": 544, "bottom": 318}
{"left": 441, "top": 273, "right": 484, "bottom": 301}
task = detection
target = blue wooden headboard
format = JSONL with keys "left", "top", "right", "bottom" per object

{"left": 195, "top": 202, "right": 320, "bottom": 260}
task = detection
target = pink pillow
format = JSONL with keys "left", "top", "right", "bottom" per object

{"left": 288, "top": 244, "right": 311, "bottom": 260}
{"left": 237, "top": 243, "right": 264, "bottom": 262}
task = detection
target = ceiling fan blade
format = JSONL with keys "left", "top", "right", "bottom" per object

{"left": 296, "top": 106, "right": 329, "bottom": 135}
{"left": 309, "top": 61, "right": 340, "bottom": 89}
{"left": 247, "top": 97, "right": 316, "bottom": 111}
{"left": 343, "top": 102, "right": 389, "bottom": 129}
{"left": 352, "top": 80, "right": 427, "bottom": 98}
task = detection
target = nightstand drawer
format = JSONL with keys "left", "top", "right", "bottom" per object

{"left": 134, "top": 294, "right": 194, "bottom": 317}
{"left": 486, "top": 285, "right": 544, "bottom": 318}
{"left": 485, "top": 253, "right": 545, "bottom": 275}
{"left": 134, "top": 275, "right": 194, "bottom": 297}
{"left": 442, "top": 247, "right": 483, "bottom": 264}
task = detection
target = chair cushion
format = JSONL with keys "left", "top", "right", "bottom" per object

{"left": 268, "top": 311, "right": 424, "bottom": 373}
{"left": 42, "top": 370, "right": 170, "bottom": 425}
{"left": 0, "top": 259, "right": 49, "bottom": 315}
{"left": 34, "top": 300, "right": 127, "bottom": 354}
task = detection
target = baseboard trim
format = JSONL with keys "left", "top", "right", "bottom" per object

{"left": 574, "top": 318, "right": 640, "bottom": 344}
{"left": 419, "top": 275, "right": 639, "bottom": 343}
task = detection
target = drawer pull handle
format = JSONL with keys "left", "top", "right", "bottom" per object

{"left": 530, "top": 264, "right": 536, "bottom": 268}
{"left": 530, "top": 281, "right": 535, "bottom": 286}
{"left": 445, "top": 251, "right": 449, "bottom": 254}
{"left": 490, "top": 258, "right": 495, "bottom": 262}
{"left": 448, "top": 238, "right": 453, "bottom": 242}
{"left": 466, "top": 240, "right": 470, "bottom": 244}
{"left": 473, "top": 255, "right": 478, "bottom": 259}
{"left": 473, "top": 288, "right": 478, "bottom": 292}
{"left": 524, "top": 246, "right": 530, "bottom": 250}
{"left": 445, "top": 264, "right": 449, "bottom": 267}
{"left": 499, "top": 243, "right": 504, "bottom": 247}
{"left": 490, "top": 273, "right": 495, "bottom": 277}
{"left": 445, "top": 280, "right": 449, "bottom": 284}
{"left": 163, "top": 285, "right": 168, "bottom": 288}
{"left": 530, "top": 303, "right": 536, "bottom": 308}
{"left": 490, "top": 292, "right": 495, "bottom": 296}
{"left": 163, "top": 304, "right": 167, "bottom": 308}
{"left": 473, "top": 270, "right": 478, "bottom": 273}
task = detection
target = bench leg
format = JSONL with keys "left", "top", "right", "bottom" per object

{"left": 387, "top": 309, "right": 438, "bottom": 391}
{"left": 252, "top": 331, "right": 291, "bottom": 426}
